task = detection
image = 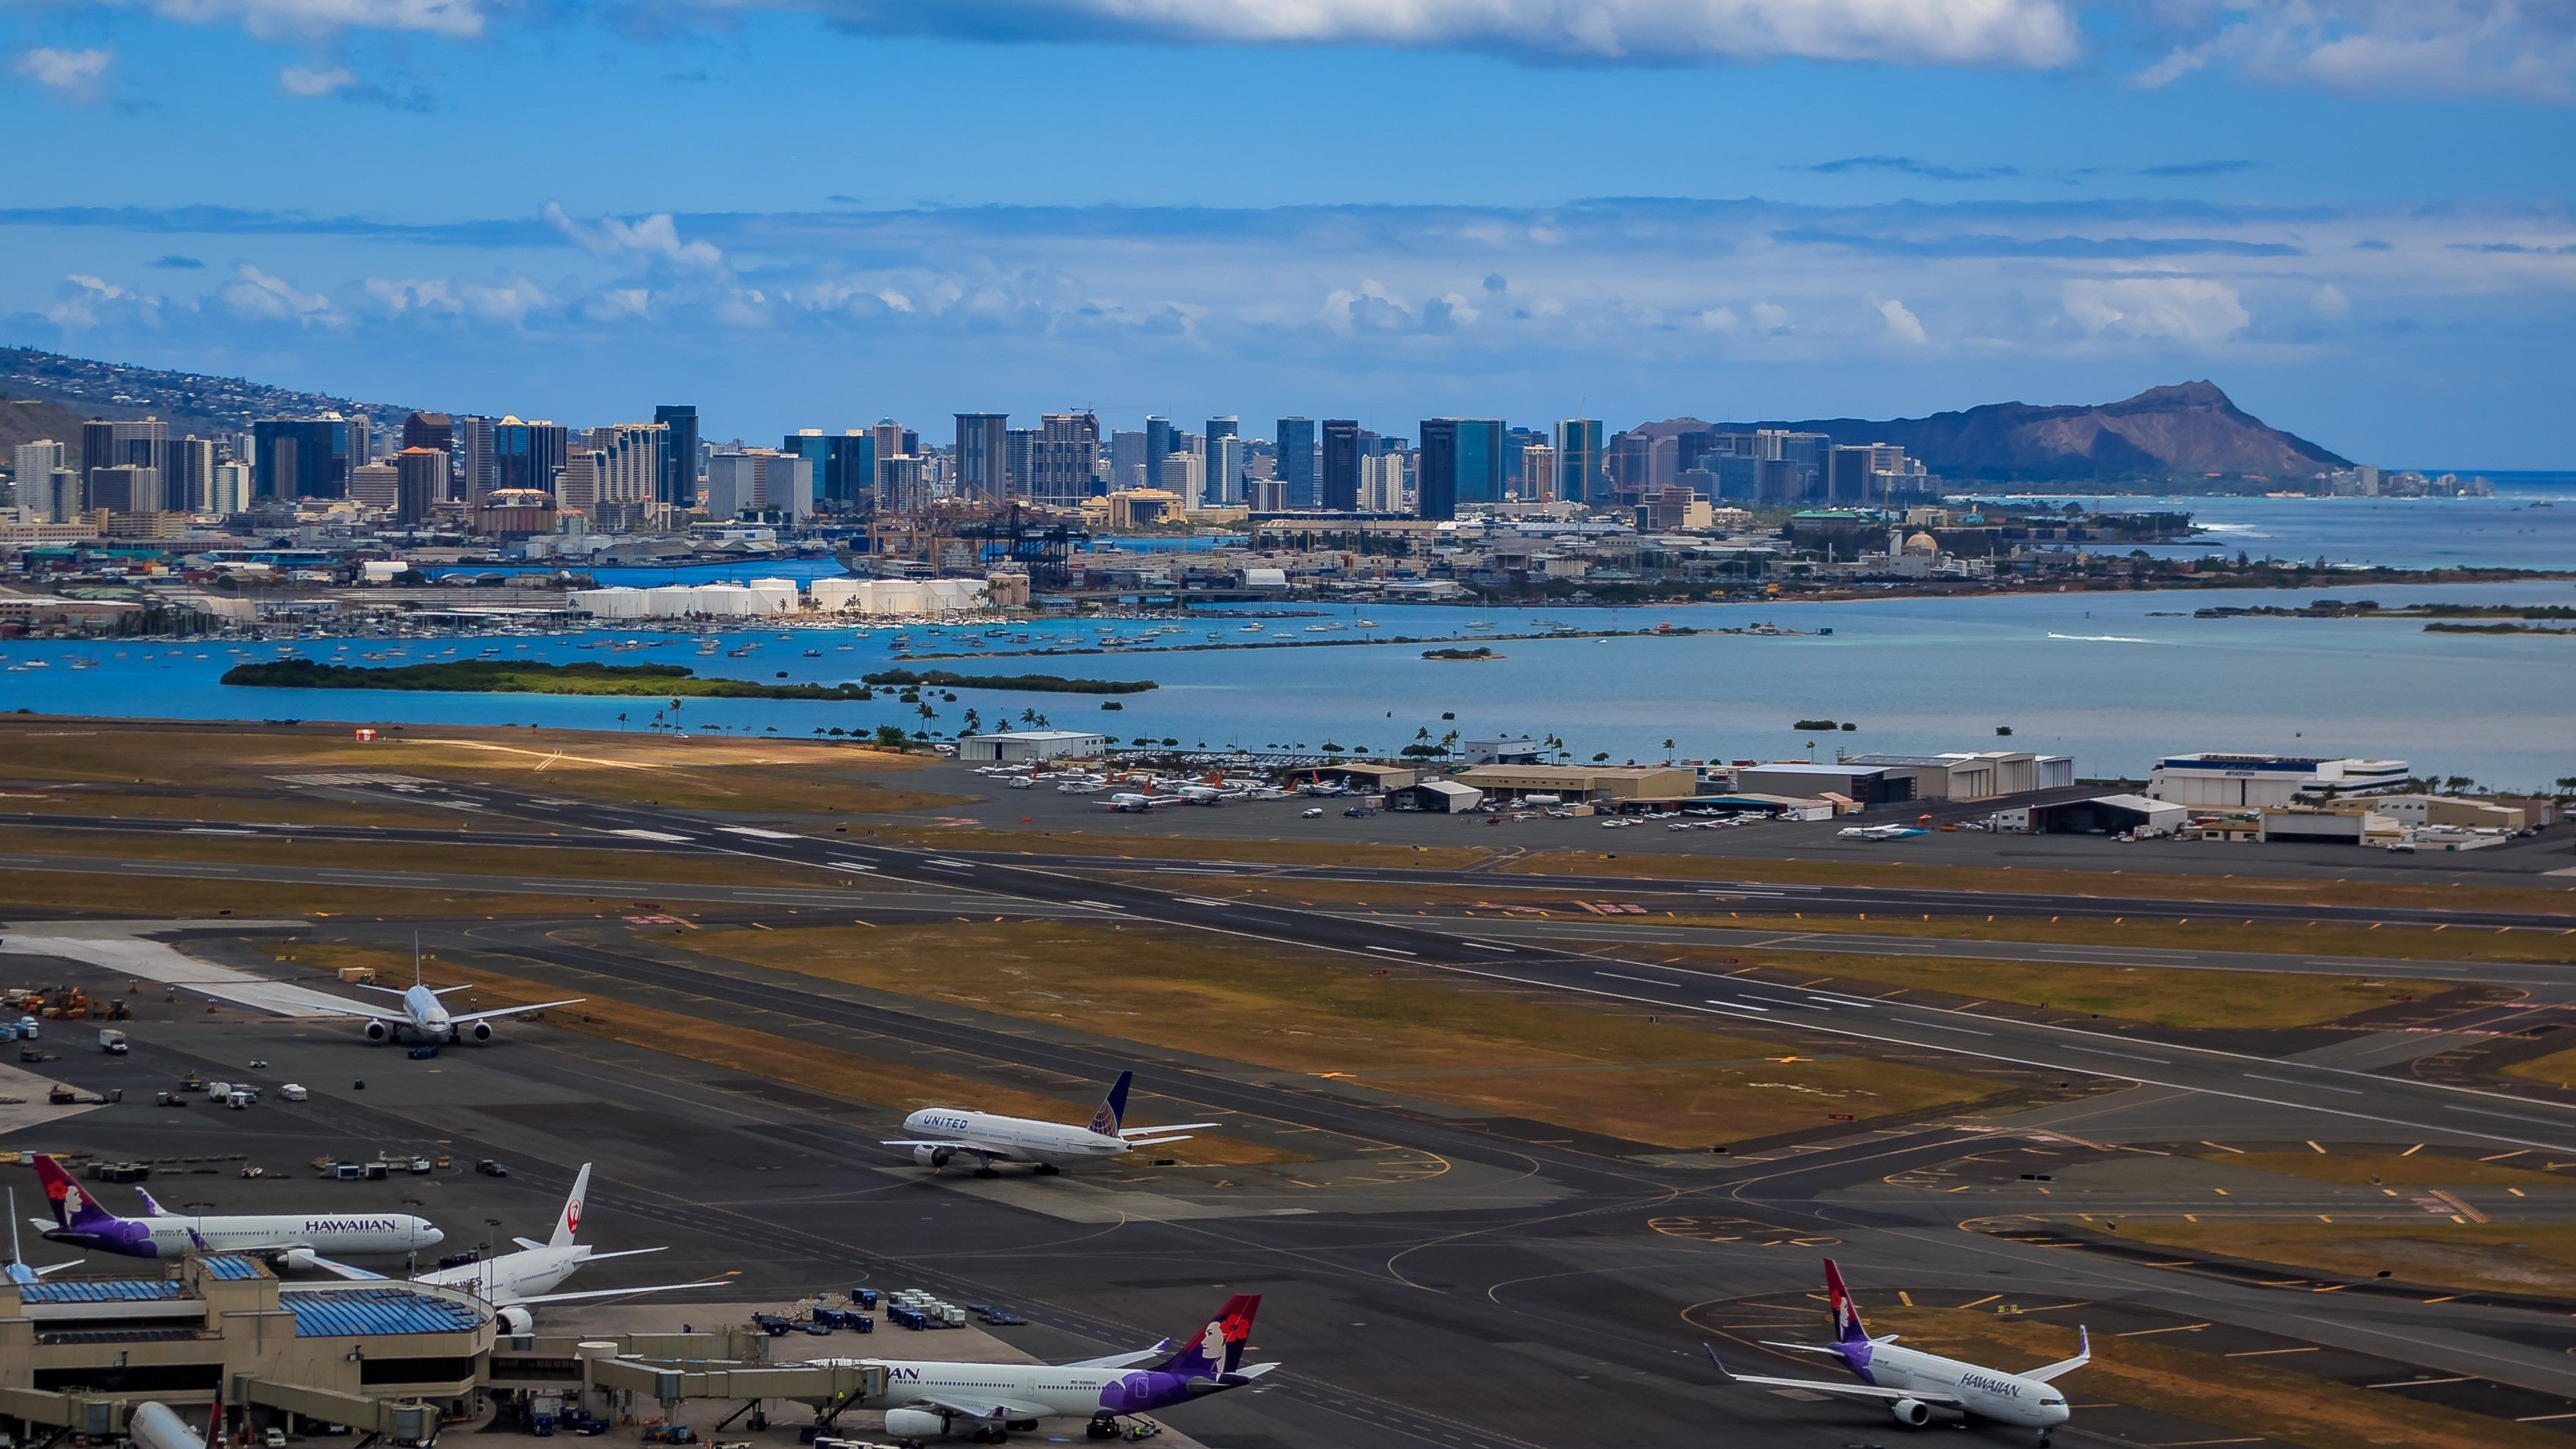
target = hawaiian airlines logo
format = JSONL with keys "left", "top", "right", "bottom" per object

{"left": 53, "top": 1181, "right": 85, "bottom": 1218}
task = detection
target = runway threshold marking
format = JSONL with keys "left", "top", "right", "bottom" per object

{"left": 718, "top": 826, "right": 806, "bottom": 840}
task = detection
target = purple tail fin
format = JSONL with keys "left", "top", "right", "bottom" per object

{"left": 32, "top": 1155, "right": 124, "bottom": 1232}
{"left": 1824, "top": 1258, "right": 1870, "bottom": 1346}
{"left": 1155, "top": 1295, "right": 1259, "bottom": 1378}
{"left": 1085, "top": 1071, "right": 1134, "bottom": 1137}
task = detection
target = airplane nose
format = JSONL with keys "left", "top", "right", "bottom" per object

{"left": 420, "top": 1223, "right": 445, "bottom": 1245}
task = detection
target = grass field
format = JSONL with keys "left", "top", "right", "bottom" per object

{"left": 686, "top": 921, "right": 2006, "bottom": 1149}
{"left": 1640, "top": 946, "right": 2422, "bottom": 1029}
{"left": 0, "top": 867, "right": 632, "bottom": 921}
{"left": 277, "top": 941, "right": 1291, "bottom": 1168}
{"left": 1505, "top": 849, "right": 2576, "bottom": 916}
{"left": 0, "top": 718, "right": 966, "bottom": 818}
{"left": 2502, "top": 1045, "right": 2576, "bottom": 1091}
{"left": 2110, "top": 1220, "right": 2576, "bottom": 1298}
{"left": 0, "top": 828, "right": 809, "bottom": 887}
{"left": 1643, "top": 909, "right": 2576, "bottom": 965}
{"left": 845, "top": 823, "right": 1495, "bottom": 870}
{"left": 2206, "top": 1150, "right": 2576, "bottom": 1187}
{"left": 1864, "top": 1305, "right": 2569, "bottom": 1449}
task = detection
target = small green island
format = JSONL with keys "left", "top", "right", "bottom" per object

{"left": 1421, "top": 646, "right": 1501, "bottom": 661}
{"left": 860, "top": 668, "right": 1157, "bottom": 694}
{"left": 221, "top": 658, "right": 876, "bottom": 700}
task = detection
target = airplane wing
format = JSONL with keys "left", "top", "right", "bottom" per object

{"left": 1117, "top": 1124, "right": 1218, "bottom": 1136}
{"left": 303, "top": 1000, "right": 416, "bottom": 1026}
{"left": 1064, "top": 1340, "right": 1171, "bottom": 1370}
{"left": 2026, "top": 1325, "right": 2090, "bottom": 1383}
{"left": 507, "top": 1274, "right": 738, "bottom": 1308}
{"left": 296, "top": 1254, "right": 389, "bottom": 1282}
{"left": 881, "top": 1140, "right": 1021, "bottom": 1163}
{"left": 1118, "top": 1135, "right": 1196, "bottom": 1148}
{"left": 1706, "top": 1347, "right": 1963, "bottom": 1409}
{"left": 908, "top": 1395, "right": 1053, "bottom": 1423}
{"left": 448, "top": 999, "right": 587, "bottom": 1024}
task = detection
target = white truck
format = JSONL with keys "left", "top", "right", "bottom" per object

{"left": 99, "top": 1029, "right": 128, "bottom": 1054}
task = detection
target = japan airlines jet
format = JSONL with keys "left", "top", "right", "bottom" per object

{"left": 810, "top": 1292, "right": 1273, "bottom": 1443}
{"left": 309, "top": 940, "right": 581, "bottom": 1055}
{"left": 303, "top": 1164, "right": 734, "bottom": 1332}
{"left": 28, "top": 1153, "right": 442, "bottom": 1265}
{"left": 886, "top": 1071, "right": 1217, "bottom": 1177}
{"left": 1707, "top": 1260, "right": 2086, "bottom": 1446}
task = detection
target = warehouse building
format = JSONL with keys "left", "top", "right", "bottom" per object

{"left": 1390, "top": 780, "right": 1484, "bottom": 813}
{"left": 1838, "top": 750, "right": 2076, "bottom": 801}
{"left": 2147, "top": 753, "right": 2410, "bottom": 809}
{"left": 2008, "top": 793, "right": 2189, "bottom": 837}
{"left": 957, "top": 729, "right": 1107, "bottom": 763}
{"left": 1450, "top": 763, "right": 1697, "bottom": 804}
{"left": 1731, "top": 762, "right": 1913, "bottom": 809}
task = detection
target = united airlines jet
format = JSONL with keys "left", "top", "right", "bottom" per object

{"left": 886, "top": 1070, "right": 1216, "bottom": 1177}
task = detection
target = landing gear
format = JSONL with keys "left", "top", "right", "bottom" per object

{"left": 1032, "top": 1163, "right": 1060, "bottom": 1177}
{"left": 970, "top": 1428, "right": 1007, "bottom": 1444}
{"left": 973, "top": 1166, "right": 1001, "bottom": 1179}
{"left": 1085, "top": 1422, "right": 1115, "bottom": 1441}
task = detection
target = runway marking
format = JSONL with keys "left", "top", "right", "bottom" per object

{"left": 1461, "top": 939, "right": 1519, "bottom": 953}
{"left": 2223, "top": 1346, "right": 2318, "bottom": 1359}
{"left": 2065, "top": 1045, "right": 2170, "bottom": 1064}
{"left": 1173, "top": 896, "right": 1234, "bottom": 908}
{"left": 1705, "top": 997, "right": 1770, "bottom": 1012}
{"left": 826, "top": 860, "right": 879, "bottom": 872}
{"left": 2115, "top": 1323, "right": 2209, "bottom": 1337}
{"left": 1900, "top": 1019, "right": 1993, "bottom": 1036}
{"left": 610, "top": 829, "right": 695, "bottom": 843}
{"left": 2451, "top": 1105, "right": 2565, "bottom": 1127}
{"left": 718, "top": 826, "right": 804, "bottom": 840}
{"left": 1368, "top": 945, "right": 1418, "bottom": 957}
{"left": 2242, "top": 1073, "right": 2363, "bottom": 1096}
{"left": 1742, "top": 995, "right": 1822, "bottom": 1011}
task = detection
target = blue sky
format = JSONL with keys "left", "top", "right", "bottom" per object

{"left": 5, "top": 2, "right": 2573, "bottom": 467}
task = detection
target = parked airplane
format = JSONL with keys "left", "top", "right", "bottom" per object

{"left": 5, "top": 1188, "right": 76, "bottom": 1285}
{"left": 1706, "top": 1260, "right": 2086, "bottom": 1445}
{"left": 308, "top": 940, "right": 582, "bottom": 1055}
{"left": 885, "top": 1071, "right": 1216, "bottom": 1177}
{"left": 1098, "top": 793, "right": 1162, "bottom": 813}
{"left": 1838, "top": 823, "right": 1929, "bottom": 841}
{"left": 812, "top": 1292, "right": 1273, "bottom": 1442}
{"left": 304, "top": 1164, "right": 734, "bottom": 1331}
{"left": 29, "top": 1153, "right": 443, "bottom": 1264}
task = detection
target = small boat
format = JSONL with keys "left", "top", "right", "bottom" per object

{"left": 803, "top": 648, "right": 822, "bottom": 658}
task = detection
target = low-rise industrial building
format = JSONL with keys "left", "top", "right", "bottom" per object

{"left": 2256, "top": 807, "right": 2403, "bottom": 845}
{"left": 2147, "top": 753, "right": 2410, "bottom": 809}
{"left": 1298, "top": 763, "right": 1420, "bottom": 793}
{"left": 1390, "top": 780, "right": 1483, "bottom": 813}
{"left": 1731, "top": 763, "right": 1913, "bottom": 809}
{"left": 2365, "top": 794, "right": 2529, "bottom": 832}
{"left": 1838, "top": 750, "right": 2075, "bottom": 801}
{"left": 958, "top": 729, "right": 1109, "bottom": 763}
{"left": 2004, "top": 793, "right": 2189, "bottom": 837}
{"left": 1450, "top": 763, "right": 1697, "bottom": 804}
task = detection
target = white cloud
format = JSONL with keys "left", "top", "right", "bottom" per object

{"left": 1877, "top": 296, "right": 1928, "bottom": 344}
{"left": 544, "top": 202, "right": 727, "bottom": 274}
{"left": 363, "top": 274, "right": 550, "bottom": 323}
{"left": 44, "top": 273, "right": 157, "bottom": 328}
{"left": 2130, "top": 0, "right": 2576, "bottom": 103}
{"left": 2063, "top": 277, "right": 2249, "bottom": 345}
{"left": 14, "top": 46, "right": 112, "bottom": 102}
{"left": 823, "top": 0, "right": 2082, "bottom": 67}
{"left": 1751, "top": 302, "right": 1793, "bottom": 335}
{"left": 277, "top": 62, "right": 359, "bottom": 97}
{"left": 138, "top": 0, "right": 484, "bottom": 37}
{"left": 218, "top": 263, "right": 337, "bottom": 325}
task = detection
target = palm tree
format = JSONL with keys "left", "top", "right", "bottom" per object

{"left": 1661, "top": 737, "right": 1677, "bottom": 763}
{"left": 616, "top": 712, "right": 629, "bottom": 732}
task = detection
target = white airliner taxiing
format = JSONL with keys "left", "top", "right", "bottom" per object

{"left": 31, "top": 1153, "right": 442, "bottom": 1266}
{"left": 1098, "top": 792, "right": 1162, "bottom": 813}
{"left": 1707, "top": 1260, "right": 2087, "bottom": 1445}
{"left": 886, "top": 1071, "right": 1216, "bottom": 1177}
{"left": 310, "top": 940, "right": 582, "bottom": 1057}
{"left": 307, "top": 1164, "right": 734, "bottom": 1332}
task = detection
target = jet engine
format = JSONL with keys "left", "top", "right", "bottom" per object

{"left": 470, "top": 1021, "right": 493, "bottom": 1042}
{"left": 881, "top": 1409, "right": 947, "bottom": 1441}
{"left": 913, "top": 1146, "right": 955, "bottom": 1169}
{"left": 1889, "top": 1397, "right": 1934, "bottom": 1428}
{"left": 276, "top": 1248, "right": 324, "bottom": 1272}
{"left": 364, "top": 1020, "right": 391, "bottom": 1042}
{"left": 494, "top": 1305, "right": 534, "bottom": 1336}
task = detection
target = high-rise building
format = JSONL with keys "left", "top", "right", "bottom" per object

{"left": 401, "top": 412, "right": 455, "bottom": 498}
{"left": 1521, "top": 442, "right": 1557, "bottom": 503}
{"left": 871, "top": 421, "right": 907, "bottom": 487}
{"left": 495, "top": 418, "right": 569, "bottom": 499}
{"left": 876, "top": 453, "right": 927, "bottom": 513}
{"left": 348, "top": 461, "right": 400, "bottom": 513}
{"left": 14, "top": 441, "right": 65, "bottom": 514}
{"left": 455, "top": 414, "right": 496, "bottom": 503}
{"left": 1158, "top": 450, "right": 1203, "bottom": 503}
{"left": 1359, "top": 452, "right": 1406, "bottom": 513}
{"left": 1414, "top": 419, "right": 1503, "bottom": 520}
{"left": 594, "top": 423, "right": 667, "bottom": 506}
{"left": 654, "top": 405, "right": 700, "bottom": 509}
{"left": 1204, "top": 435, "right": 1245, "bottom": 508}
{"left": 81, "top": 417, "right": 171, "bottom": 498}
{"left": 1206, "top": 416, "right": 1237, "bottom": 444}
{"left": 1320, "top": 420, "right": 1361, "bottom": 512}
{"left": 1108, "top": 430, "right": 1148, "bottom": 490}
{"left": 208, "top": 458, "right": 252, "bottom": 515}
{"left": 1031, "top": 412, "right": 1100, "bottom": 508}
{"left": 1143, "top": 417, "right": 1177, "bottom": 498}
{"left": 1006, "top": 428, "right": 1036, "bottom": 499}
{"left": 1554, "top": 419, "right": 1603, "bottom": 506}
{"left": 1275, "top": 417, "right": 1316, "bottom": 509}
{"left": 706, "top": 449, "right": 815, "bottom": 521}
{"left": 394, "top": 447, "right": 445, "bottom": 524}
{"left": 168, "top": 436, "right": 214, "bottom": 512}
{"left": 955, "top": 413, "right": 1009, "bottom": 500}
{"left": 556, "top": 449, "right": 605, "bottom": 514}
{"left": 1828, "top": 443, "right": 1909, "bottom": 504}
{"left": 784, "top": 429, "right": 874, "bottom": 509}
{"left": 252, "top": 414, "right": 361, "bottom": 499}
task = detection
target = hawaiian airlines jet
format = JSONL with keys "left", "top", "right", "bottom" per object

{"left": 1706, "top": 1259, "right": 2087, "bottom": 1446}
{"left": 304, "top": 1164, "right": 733, "bottom": 1331}
{"left": 885, "top": 1070, "right": 1216, "bottom": 1177}
{"left": 28, "top": 1153, "right": 442, "bottom": 1264}
{"left": 811, "top": 1292, "right": 1273, "bottom": 1443}
{"left": 5, "top": 1188, "right": 76, "bottom": 1285}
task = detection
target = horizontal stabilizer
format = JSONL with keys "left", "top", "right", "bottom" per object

{"left": 1119, "top": 1123, "right": 1217, "bottom": 1136}
{"left": 512, "top": 1273, "right": 737, "bottom": 1308}
{"left": 1757, "top": 1340, "right": 1848, "bottom": 1356}
{"left": 1119, "top": 1134, "right": 1196, "bottom": 1148}
{"left": 1065, "top": 1340, "right": 1172, "bottom": 1371}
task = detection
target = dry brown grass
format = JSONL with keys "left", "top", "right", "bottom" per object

{"left": 1638, "top": 946, "right": 2435, "bottom": 1029}
{"left": 1504, "top": 849, "right": 2576, "bottom": 915}
{"left": 2109, "top": 1221, "right": 2576, "bottom": 1299}
{"left": 687, "top": 921, "right": 2000, "bottom": 1149}
{"left": 280, "top": 941, "right": 1291, "bottom": 1168}
{"left": 0, "top": 868, "right": 626, "bottom": 921}
{"left": 0, "top": 827, "right": 795, "bottom": 887}
{"left": 2502, "top": 1045, "right": 2576, "bottom": 1091}
{"left": 1867, "top": 1305, "right": 2569, "bottom": 1449}
{"left": 1630, "top": 909, "right": 2576, "bottom": 965}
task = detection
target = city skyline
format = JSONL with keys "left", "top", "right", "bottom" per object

{"left": 4, "top": 8, "right": 2571, "bottom": 467}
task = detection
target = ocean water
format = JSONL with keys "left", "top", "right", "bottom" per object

{"left": 10, "top": 582, "right": 2574, "bottom": 789}
{"left": 1997, "top": 474, "right": 2576, "bottom": 569}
